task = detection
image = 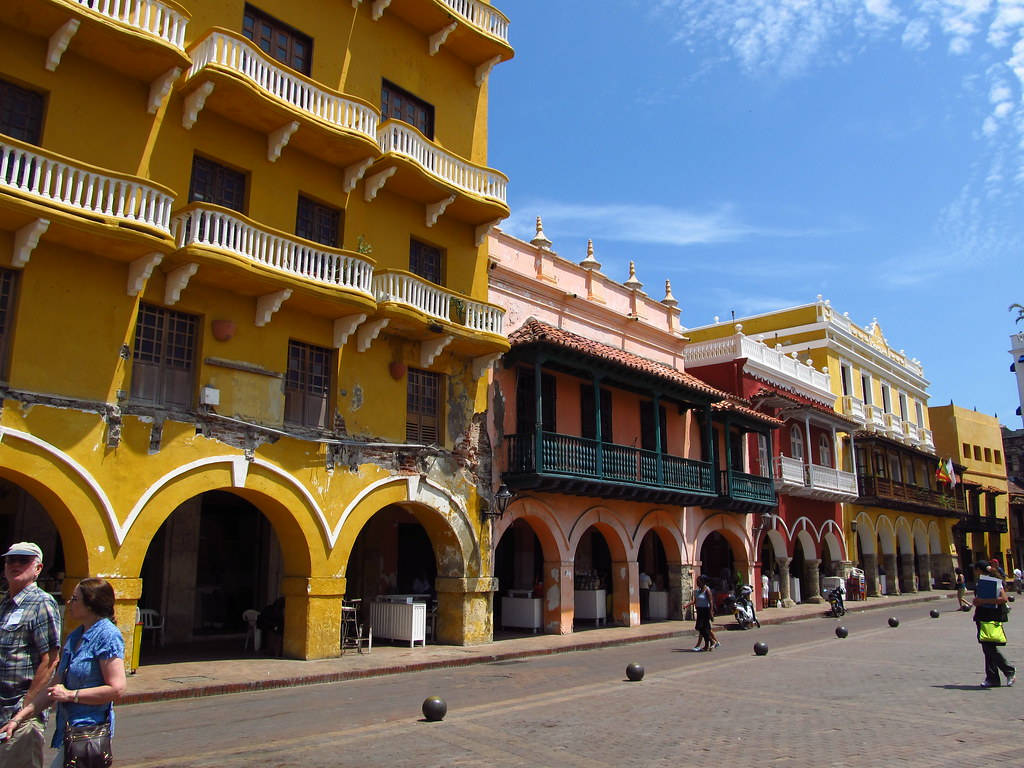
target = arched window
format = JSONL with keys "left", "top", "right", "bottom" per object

{"left": 818, "top": 434, "right": 832, "bottom": 468}
{"left": 790, "top": 425, "right": 804, "bottom": 461}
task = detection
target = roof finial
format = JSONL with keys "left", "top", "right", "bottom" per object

{"left": 530, "top": 215, "right": 552, "bottom": 250}
{"left": 624, "top": 261, "right": 643, "bottom": 291}
{"left": 662, "top": 279, "right": 677, "bottom": 308}
{"left": 579, "top": 239, "right": 601, "bottom": 270}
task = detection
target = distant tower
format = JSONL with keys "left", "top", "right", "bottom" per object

{"left": 1012, "top": 330, "right": 1024, "bottom": 426}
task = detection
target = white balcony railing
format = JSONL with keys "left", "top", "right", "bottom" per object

{"left": 839, "top": 396, "right": 865, "bottom": 423}
{"left": 439, "top": 0, "right": 510, "bottom": 44}
{"left": 187, "top": 31, "right": 379, "bottom": 144}
{"left": 377, "top": 121, "right": 508, "bottom": 205}
{"left": 773, "top": 455, "right": 806, "bottom": 487}
{"left": 903, "top": 421, "right": 920, "bottom": 445}
{"left": 172, "top": 205, "right": 374, "bottom": 294}
{"left": 74, "top": 0, "right": 189, "bottom": 50}
{"left": 807, "top": 464, "right": 858, "bottom": 496}
{"left": 0, "top": 139, "right": 173, "bottom": 234}
{"left": 372, "top": 270, "right": 504, "bottom": 335}
{"left": 864, "top": 404, "right": 886, "bottom": 432}
{"left": 684, "top": 333, "right": 831, "bottom": 395}
{"left": 883, "top": 412, "right": 902, "bottom": 437}
{"left": 919, "top": 428, "right": 935, "bottom": 452}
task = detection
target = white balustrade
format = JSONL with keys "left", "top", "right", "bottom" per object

{"left": 683, "top": 334, "right": 830, "bottom": 393}
{"left": 903, "top": 421, "right": 920, "bottom": 445}
{"left": 438, "top": 0, "right": 510, "bottom": 44}
{"left": 187, "top": 31, "right": 379, "bottom": 143}
{"left": 0, "top": 139, "right": 173, "bottom": 234}
{"left": 172, "top": 206, "right": 374, "bottom": 294}
{"left": 883, "top": 412, "right": 902, "bottom": 437}
{"left": 377, "top": 121, "right": 507, "bottom": 204}
{"left": 919, "top": 428, "right": 935, "bottom": 452}
{"left": 839, "top": 396, "right": 865, "bottom": 423}
{"left": 863, "top": 404, "right": 886, "bottom": 431}
{"left": 807, "top": 464, "right": 858, "bottom": 495}
{"left": 73, "top": 0, "right": 188, "bottom": 50}
{"left": 773, "top": 455, "right": 806, "bottom": 486}
{"left": 372, "top": 270, "right": 503, "bottom": 334}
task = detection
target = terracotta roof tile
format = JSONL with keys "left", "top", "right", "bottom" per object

{"left": 712, "top": 398, "right": 784, "bottom": 427}
{"left": 750, "top": 385, "right": 859, "bottom": 427}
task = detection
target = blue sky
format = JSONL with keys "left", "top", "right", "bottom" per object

{"left": 488, "top": 0, "right": 1024, "bottom": 427}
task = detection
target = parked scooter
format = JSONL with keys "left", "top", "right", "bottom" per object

{"left": 826, "top": 585, "right": 846, "bottom": 617}
{"left": 723, "top": 584, "right": 761, "bottom": 629}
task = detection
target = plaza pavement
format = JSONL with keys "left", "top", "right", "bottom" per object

{"left": 122, "top": 590, "right": 954, "bottom": 704}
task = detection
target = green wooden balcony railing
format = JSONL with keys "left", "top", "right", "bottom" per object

{"left": 506, "top": 431, "right": 715, "bottom": 497}
{"left": 719, "top": 469, "right": 776, "bottom": 505}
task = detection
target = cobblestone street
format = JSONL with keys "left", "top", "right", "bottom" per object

{"left": 112, "top": 605, "right": 1021, "bottom": 767}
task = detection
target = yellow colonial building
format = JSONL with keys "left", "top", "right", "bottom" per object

{"left": 930, "top": 404, "right": 1011, "bottom": 572}
{"left": 0, "top": 0, "right": 512, "bottom": 659}
{"left": 685, "top": 298, "right": 962, "bottom": 597}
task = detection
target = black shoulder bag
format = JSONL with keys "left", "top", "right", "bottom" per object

{"left": 60, "top": 633, "right": 113, "bottom": 768}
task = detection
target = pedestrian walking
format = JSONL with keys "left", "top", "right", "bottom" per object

{"left": 954, "top": 567, "right": 971, "bottom": 610}
{"left": 0, "top": 542, "right": 62, "bottom": 768}
{"left": 685, "top": 576, "right": 719, "bottom": 651}
{"left": 1013, "top": 567, "right": 1022, "bottom": 596}
{"left": 971, "top": 561, "right": 1015, "bottom": 688}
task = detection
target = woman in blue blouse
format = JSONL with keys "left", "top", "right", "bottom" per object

{"left": 8, "top": 577, "right": 126, "bottom": 766}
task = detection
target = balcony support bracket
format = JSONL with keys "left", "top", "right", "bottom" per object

{"left": 127, "top": 253, "right": 164, "bottom": 296}
{"left": 343, "top": 158, "right": 374, "bottom": 193}
{"left": 182, "top": 82, "right": 215, "bottom": 130}
{"left": 472, "top": 352, "right": 501, "bottom": 379}
{"left": 426, "top": 195, "right": 456, "bottom": 227}
{"left": 267, "top": 121, "right": 300, "bottom": 163}
{"left": 12, "top": 219, "right": 50, "bottom": 268}
{"left": 46, "top": 19, "right": 80, "bottom": 72}
{"left": 333, "top": 314, "right": 367, "bottom": 349}
{"left": 421, "top": 336, "right": 452, "bottom": 368}
{"left": 429, "top": 22, "right": 458, "bottom": 55}
{"left": 165, "top": 263, "right": 198, "bottom": 306}
{"left": 148, "top": 68, "right": 182, "bottom": 114}
{"left": 364, "top": 167, "right": 396, "bottom": 202}
{"left": 356, "top": 318, "right": 389, "bottom": 352}
{"left": 475, "top": 218, "right": 502, "bottom": 246}
{"left": 255, "top": 289, "right": 292, "bottom": 327}
{"left": 475, "top": 55, "right": 501, "bottom": 86}
{"left": 371, "top": 0, "right": 392, "bottom": 20}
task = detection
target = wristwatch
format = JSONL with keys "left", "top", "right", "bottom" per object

{"left": 73, "top": 690, "right": 79, "bottom": 704}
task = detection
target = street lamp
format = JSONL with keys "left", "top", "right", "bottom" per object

{"left": 755, "top": 512, "right": 776, "bottom": 533}
{"left": 484, "top": 484, "right": 515, "bottom": 521}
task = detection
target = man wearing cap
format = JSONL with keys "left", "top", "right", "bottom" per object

{"left": 0, "top": 542, "right": 61, "bottom": 767}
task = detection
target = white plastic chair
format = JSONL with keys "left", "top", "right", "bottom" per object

{"left": 242, "top": 608, "right": 261, "bottom": 652}
{"left": 138, "top": 608, "right": 165, "bottom": 647}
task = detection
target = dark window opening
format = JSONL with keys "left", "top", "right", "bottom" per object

{"left": 242, "top": 4, "right": 312, "bottom": 74}
{"left": 0, "top": 269, "right": 18, "bottom": 380}
{"left": 579, "top": 383, "right": 612, "bottom": 443}
{"left": 189, "top": 155, "right": 247, "bottom": 212}
{"left": 284, "top": 340, "right": 331, "bottom": 428}
{"left": 381, "top": 80, "right": 434, "bottom": 139}
{"left": 639, "top": 401, "right": 667, "bottom": 453}
{"left": 131, "top": 303, "right": 198, "bottom": 408}
{"left": 515, "top": 369, "right": 555, "bottom": 435}
{"left": 0, "top": 79, "right": 45, "bottom": 145}
{"left": 407, "top": 368, "right": 442, "bottom": 444}
{"left": 409, "top": 239, "right": 443, "bottom": 285}
{"left": 296, "top": 195, "right": 342, "bottom": 248}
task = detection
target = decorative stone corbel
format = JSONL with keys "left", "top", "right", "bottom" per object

{"left": 429, "top": 21, "right": 458, "bottom": 55}
{"left": 46, "top": 19, "right": 80, "bottom": 71}
{"left": 472, "top": 352, "right": 501, "bottom": 379}
{"left": 254, "top": 289, "right": 292, "bottom": 326}
{"left": 267, "top": 121, "right": 299, "bottom": 162}
{"left": 333, "top": 313, "right": 367, "bottom": 348}
{"left": 148, "top": 67, "right": 181, "bottom": 114}
{"left": 363, "top": 167, "right": 396, "bottom": 202}
{"left": 12, "top": 219, "right": 50, "bottom": 267}
{"left": 164, "top": 263, "right": 198, "bottom": 305}
{"left": 356, "top": 318, "right": 389, "bottom": 352}
{"left": 343, "top": 158, "right": 374, "bottom": 193}
{"left": 231, "top": 455, "right": 249, "bottom": 488}
{"left": 475, "top": 218, "right": 501, "bottom": 246}
{"left": 420, "top": 335, "right": 452, "bottom": 367}
{"left": 182, "top": 82, "right": 215, "bottom": 129}
{"left": 426, "top": 195, "right": 456, "bottom": 227}
{"left": 475, "top": 55, "right": 501, "bottom": 86}
{"left": 371, "top": 0, "right": 392, "bottom": 20}
{"left": 127, "top": 253, "right": 164, "bottom": 296}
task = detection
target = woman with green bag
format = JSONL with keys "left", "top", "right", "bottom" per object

{"left": 972, "top": 561, "right": 1016, "bottom": 688}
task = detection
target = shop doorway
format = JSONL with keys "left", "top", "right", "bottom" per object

{"left": 0, "top": 477, "right": 65, "bottom": 596}
{"left": 346, "top": 504, "right": 437, "bottom": 601}
{"left": 789, "top": 539, "right": 807, "bottom": 603}
{"left": 493, "top": 518, "right": 543, "bottom": 633}
{"left": 700, "top": 531, "right": 735, "bottom": 606}
{"left": 637, "top": 529, "right": 669, "bottom": 622}
{"left": 573, "top": 527, "right": 612, "bottom": 626}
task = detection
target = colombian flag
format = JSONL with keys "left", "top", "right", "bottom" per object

{"left": 936, "top": 459, "right": 951, "bottom": 484}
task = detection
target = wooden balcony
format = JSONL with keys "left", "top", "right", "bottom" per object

{"left": 955, "top": 514, "right": 1008, "bottom": 534}
{"left": 504, "top": 430, "right": 716, "bottom": 505}
{"left": 712, "top": 469, "right": 777, "bottom": 512}
{"left": 3, "top": 0, "right": 190, "bottom": 82}
{"left": 857, "top": 475, "right": 965, "bottom": 516}
{"left": 182, "top": 30, "right": 381, "bottom": 171}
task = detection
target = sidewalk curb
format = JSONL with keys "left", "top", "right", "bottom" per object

{"left": 121, "top": 592, "right": 946, "bottom": 706}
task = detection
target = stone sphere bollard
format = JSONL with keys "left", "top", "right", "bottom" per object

{"left": 888, "top": 616, "right": 900, "bottom": 628}
{"left": 836, "top": 625, "right": 848, "bottom": 638}
{"left": 422, "top": 696, "right": 447, "bottom": 722}
{"left": 754, "top": 641, "right": 768, "bottom": 656}
{"left": 930, "top": 609, "right": 940, "bottom": 618}
{"left": 625, "top": 663, "right": 645, "bottom": 682}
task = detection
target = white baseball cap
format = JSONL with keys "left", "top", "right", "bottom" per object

{"left": 3, "top": 542, "right": 43, "bottom": 561}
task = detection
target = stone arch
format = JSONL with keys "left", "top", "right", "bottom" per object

{"left": 692, "top": 513, "right": 753, "bottom": 579}
{"left": 876, "top": 516, "right": 896, "bottom": 555}
{"left": 792, "top": 527, "right": 818, "bottom": 561}
{"left": 928, "top": 522, "right": 943, "bottom": 555}
{"left": 567, "top": 506, "right": 632, "bottom": 562}
{"left": 493, "top": 494, "right": 568, "bottom": 564}
{"left": 894, "top": 518, "right": 914, "bottom": 553}
{"left": 912, "top": 520, "right": 929, "bottom": 554}
{"left": 854, "top": 512, "right": 875, "bottom": 555}
{"left": 633, "top": 508, "right": 685, "bottom": 565}
{"left": 820, "top": 524, "right": 846, "bottom": 563}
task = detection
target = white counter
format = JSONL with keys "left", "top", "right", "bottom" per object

{"left": 648, "top": 590, "right": 669, "bottom": 620}
{"left": 574, "top": 589, "right": 606, "bottom": 625}
{"left": 501, "top": 596, "right": 542, "bottom": 633}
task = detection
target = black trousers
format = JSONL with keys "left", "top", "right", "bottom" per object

{"left": 981, "top": 642, "right": 1015, "bottom": 685}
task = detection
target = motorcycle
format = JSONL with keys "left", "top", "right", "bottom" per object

{"left": 826, "top": 585, "right": 846, "bottom": 617}
{"left": 723, "top": 584, "right": 760, "bottom": 629}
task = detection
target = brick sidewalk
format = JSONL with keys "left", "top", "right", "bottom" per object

{"left": 122, "top": 590, "right": 950, "bottom": 704}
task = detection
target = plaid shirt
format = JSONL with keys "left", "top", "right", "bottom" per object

{"left": 0, "top": 582, "right": 61, "bottom": 722}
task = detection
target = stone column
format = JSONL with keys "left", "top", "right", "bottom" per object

{"left": 803, "top": 558, "right": 824, "bottom": 603}
{"left": 775, "top": 557, "right": 795, "bottom": 607}
{"left": 613, "top": 560, "right": 640, "bottom": 627}
{"left": 434, "top": 577, "right": 499, "bottom": 645}
{"left": 918, "top": 554, "right": 933, "bottom": 591}
{"left": 900, "top": 554, "right": 918, "bottom": 593}
{"left": 862, "top": 552, "right": 881, "bottom": 597}
{"left": 280, "top": 576, "right": 347, "bottom": 659}
{"left": 543, "top": 561, "right": 573, "bottom": 635}
{"left": 75, "top": 577, "right": 142, "bottom": 671}
{"left": 669, "top": 564, "right": 693, "bottom": 620}
{"left": 838, "top": 560, "right": 854, "bottom": 579}
{"left": 882, "top": 553, "right": 900, "bottom": 595}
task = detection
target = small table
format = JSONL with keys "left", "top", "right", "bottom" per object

{"left": 574, "top": 589, "right": 606, "bottom": 625}
{"left": 648, "top": 590, "right": 669, "bottom": 620}
{"left": 501, "top": 596, "right": 542, "bottom": 632}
